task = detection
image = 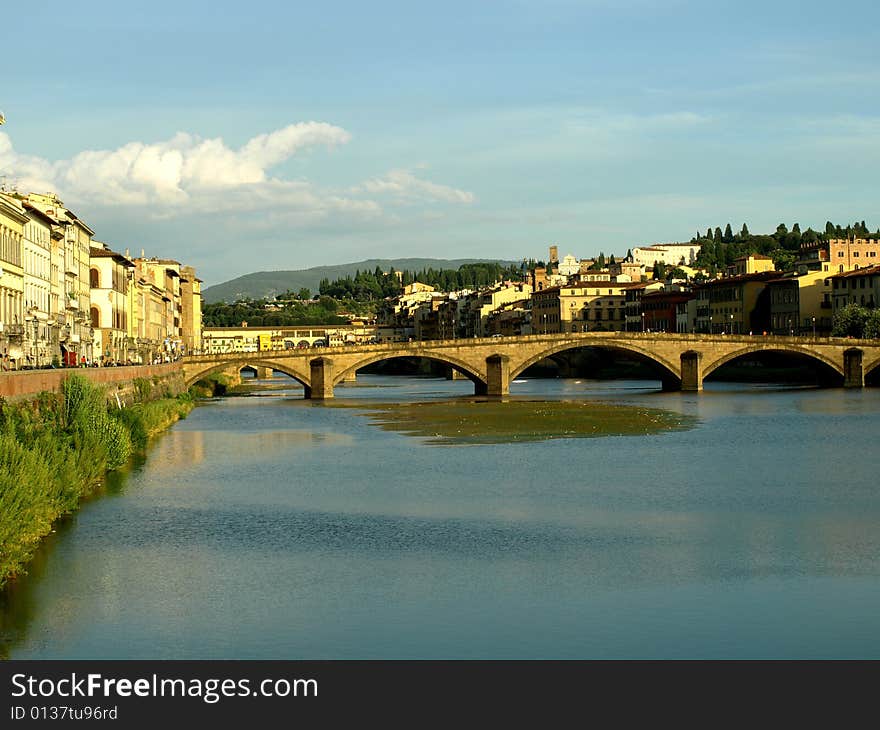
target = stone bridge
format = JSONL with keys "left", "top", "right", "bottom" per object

{"left": 181, "top": 332, "right": 880, "bottom": 399}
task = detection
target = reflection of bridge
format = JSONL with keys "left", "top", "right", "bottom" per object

{"left": 181, "top": 332, "right": 880, "bottom": 399}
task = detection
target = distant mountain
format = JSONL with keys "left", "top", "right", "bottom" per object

{"left": 202, "top": 258, "right": 520, "bottom": 303}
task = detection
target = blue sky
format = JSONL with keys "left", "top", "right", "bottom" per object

{"left": 2, "top": 0, "right": 878, "bottom": 284}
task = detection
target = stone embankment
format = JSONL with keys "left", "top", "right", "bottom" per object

{"left": 0, "top": 364, "right": 185, "bottom": 404}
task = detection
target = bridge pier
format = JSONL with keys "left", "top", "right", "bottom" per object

{"left": 255, "top": 366, "right": 272, "bottom": 379}
{"left": 308, "top": 357, "right": 334, "bottom": 399}
{"left": 486, "top": 354, "right": 510, "bottom": 396}
{"left": 341, "top": 370, "right": 357, "bottom": 383}
{"left": 844, "top": 348, "right": 864, "bottom": 388}
{"left": 680, "top": 350, "right": 703, "bottom": 392}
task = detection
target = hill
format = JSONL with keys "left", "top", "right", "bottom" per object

{"left": 202, "top": 258, "right": 519, "bottom": 303}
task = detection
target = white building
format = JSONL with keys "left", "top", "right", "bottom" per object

{"left": 631, "top": 243, "right": 702, "bottom": 270}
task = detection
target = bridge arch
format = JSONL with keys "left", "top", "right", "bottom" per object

{"left": 508, "top": 339, "right": 682, "bottom": 386}
{"left": 184, "top": 359, "right": 311, "bottom": 389}
{"left": 702, "top": 344, "right": 845, "bottom": 382}
{"left": 332, "top": 350, "right": 486, "bottom": 387}
{"left": 864, "top": 352, "right": 880, "bottom": 382}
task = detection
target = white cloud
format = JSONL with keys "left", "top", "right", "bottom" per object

{"left": 355, "top": 168, "right": 476, "bottom": 204}
{"left": 0, "top": 123, "right": 476, "bottom": 225}
{"left": 0, "top": 123, "right": 350, "bottom": 210}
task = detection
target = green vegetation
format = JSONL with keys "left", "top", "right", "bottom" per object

{"left": 0, "top": 375, "right": 194, "bottom": 588}
{"left": 201, "top": 257, "right": 518, "bottom": 304}
{"left": 191, "top": 372, "right": 236, "bottom": 397}
{"left": 832, "top": 304, "right": 880, "bottom": 339}
{"left": 203, "top": 297, "right": 355, "bottom": 327}
{"left": 203, "top": 261, "right": 527, "bottom": 327}
{"left": 690, "top": 220, "right": 878, "bottom": 274}
{"left": 341, "top": 398, "right": 696, "bottom": 445}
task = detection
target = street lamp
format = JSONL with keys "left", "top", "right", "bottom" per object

{"left": 812, "top": 316, "right": 816, "bottom": 338}
{"left": 729, "top": 313, "right": 734, "bottom": 335}
{"left": 709, "top": 315, "right": 713, "bottom": 334}
{"left": 641, "top": 312, "right": 645, "bottom": 333}
{"left": 788, "top": 318, "right": 793, "bottom": 336}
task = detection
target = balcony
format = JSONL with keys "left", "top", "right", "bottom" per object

{"left": 4, "top": 323, "right": 25, "bottom": 338}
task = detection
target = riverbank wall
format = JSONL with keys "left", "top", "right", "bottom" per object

{"left": 0, "top": 364, "right": 185, "bottom": 404}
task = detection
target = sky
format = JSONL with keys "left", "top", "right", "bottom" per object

{"left": 1, "top": 0, "right": 878, "bottom": 285}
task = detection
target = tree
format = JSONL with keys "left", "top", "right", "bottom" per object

{"left": 741, "top": 223, "right": 750, "bottom": 238}
{"left": 652, "top": 261, "right": 668, "bottom": 280}
{"left": 297, "top": 288, "right": 311, "bottom": 301}
{"left": 865, "top": 310, "right": 880, "bottom": 339}
{"left": 714, "top": 227, "right": 723, "bottom": 242}
{"left": 826, "top": 221, "right": 836, "bottom": 236}
{"left": 724, "top": 223, "right": 734, "bottom": 243}
{"left": 770, "top": 249, "right": 795, "bottom": 272}
{"left": 832, "top": 303, "right": 869, "bottom": 338}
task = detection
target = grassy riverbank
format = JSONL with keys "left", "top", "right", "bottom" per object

{"left": 0, "top": 375, "right": 194, "bottom": 588}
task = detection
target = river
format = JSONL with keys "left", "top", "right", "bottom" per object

{"left": 2, "top": 374, "right": 879, "bottom": 658}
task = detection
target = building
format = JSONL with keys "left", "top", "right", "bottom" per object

{"left": 22, "top": 193, "right": 96, "bottom": 365}
{"left": 557, "top": 254, "right": 580, "bottom": 276}
{"left": 693, "top": 271, "right": 779, "bottom": 334}
{"left": 19, "top": 202, "right": 55, "bottom": 366}
{"left": 203, "top": 324, "right": 379, "bottom": 354}
{"left": 532, "top": 282, "right": 635, "bottom": 334}
{"left": 727, "top": 253, "right": 774, "bottom": 277}
{"left": 641, "top": 290, "right": 695, "bottom": 333}
{"left": 831, "top": 265, "right": 880, "bottom": 313}
{"left": 461, "top": 282, "right": 532, "bottom": 337}
{"left": 624, "top": 281, "right": 665, "bottom": 331}
{"left": 826, "top": 238, "right": 880, "bottom": 273}
{"left": 766, "top": 270, "right": 833, "bottom": 336}
{"left": 90, "top": 244, "right": 135, "bottom": 363}
{"left": 180, "top": 265, "right": 203, "bottom": 355}
{"left": 0, "top": 194, "right": 27, "bottom": 368}
{"left": 631, "top": 243, "right": 701, "bottom": 270}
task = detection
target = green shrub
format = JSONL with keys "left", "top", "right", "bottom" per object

{"left": 0, "top": 375, "right": 194, "bottom": 587}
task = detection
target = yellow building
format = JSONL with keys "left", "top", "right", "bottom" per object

{"left": 694, "top": 271, "right": 779, "bottom": 334}
{"left": 531, "top": 281, "right": 634, "bottom": 334}
{"left": 22, "top": 193, "right": 96, "bottom": 365}
{"left": 180, "top": 265, "right": 203, "bottom": 355}
{"left": 727, "top": 253, "right": 775, "bottom": 277}
{"left": 767, "top": 270, "right": 834, "bottom": 335}
{"left": 90, "top": 243, "right": 136, "bottom": 363}
{"left": 0, "top": 194, "right": 27, "bottom": 367}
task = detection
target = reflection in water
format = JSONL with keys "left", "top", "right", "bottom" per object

{"left": 3, "top": 375, "right": 880, "bottom": 658}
